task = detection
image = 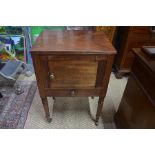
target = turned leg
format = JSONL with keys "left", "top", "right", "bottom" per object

{"left": 41, "top": 97, "right": 52, "bottom": 123}
{"left": 95, "top": 97, "right": 104, "bottom": 126}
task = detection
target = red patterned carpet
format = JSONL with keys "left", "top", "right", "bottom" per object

{"left": 0, "top": 81, "right": 37, "bottom": 129}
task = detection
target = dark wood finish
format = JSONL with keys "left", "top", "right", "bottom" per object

{"left": 95, "top": 97, "right": 105, "bottom": 125}
{"left": 114, "top": 47, "right": 155, "bottom": 128}
{"left": 48, "top": 57, "right": 98, "bottom": 88}
{"left": 113, "top": 26, "right": 155, "bottom": 78}
{"left": 41, "top": 98, "right": 52, "bottom": 123}
{"left": 31, "top": 30, "right": 116, "bottom": 124}
{"left": 31, "top": 30, "right": 115, "bottom": 55}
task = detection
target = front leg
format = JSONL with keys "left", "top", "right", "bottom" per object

{"left": 95, "top": 97, "right": 104, "bottom": 126}
{"left": 41, "top": 97, "right": 52, "bottom": 123}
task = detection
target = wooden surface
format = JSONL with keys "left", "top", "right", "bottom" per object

{"left": 114, "top": 47, "right": 155, "bottom": 128}
{"left": 31, "top": 30, "right": 116, "bottom": 124}
{"left": 31, "top": 30, "right": 116, "bottom": 55}
{"left": 113, "top": 26, "right": 155, "bottom": 78}
{"left": 49, "top": 58, "right": 98, "bottom": 88}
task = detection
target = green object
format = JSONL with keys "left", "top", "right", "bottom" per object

{"left": 0, "top": 26, "right": 6, "bottom": 34}
{"left": 30, "top": 26, "right": 65, "bottom": 44}
{"left": 0, "top": 26, "right": 23, "bottom": 35}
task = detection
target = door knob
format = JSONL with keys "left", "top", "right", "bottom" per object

{"left": 50, "top": 73, "right": 55, "bottom": 80}
{"left": 70, "top": 90, "right": 76, "bottom": 96}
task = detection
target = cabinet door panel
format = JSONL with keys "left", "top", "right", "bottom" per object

{"left": 41, "top": 56, "right": 107, "bottom": 89}
{"left": 48, "top": 59, "right": 98, "bottom": 88}
{"left": 38, "top": 55, "right": 107, "bottom": 89}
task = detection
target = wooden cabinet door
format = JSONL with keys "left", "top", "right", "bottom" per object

{"left": 49, "top": 58, "right": 97, "bottom": 88}
{"left": 39, "top": 55, "right": 107, "bottom": 89}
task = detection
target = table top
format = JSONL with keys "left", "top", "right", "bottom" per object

{"left": 31, "top": 30, "right": 116, "bottom": 55}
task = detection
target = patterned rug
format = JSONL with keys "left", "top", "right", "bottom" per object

{"left": 0, "top": 81, "right": 37, "bottom": 129}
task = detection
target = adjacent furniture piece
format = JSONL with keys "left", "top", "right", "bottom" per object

{"left": 113, "top": 26, "right": 155, "bottom": 78}
{"left": 114, "top": 47, "right": 155, "bottom": 128}
{"left": 31, "top": 30, "right": 116, "bottom": 125}
{"left": 96, "top": 26, "right": 116, "bottom": 42}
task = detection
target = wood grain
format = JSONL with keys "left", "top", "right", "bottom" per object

{"left": 31, "top": 30, "right": 116, "bottom": 55}
{"left": 31, "top": 30, "right": 116, "bottom": 123}
{"left": 49, "top": 60, "right": 98, "bottom": 88}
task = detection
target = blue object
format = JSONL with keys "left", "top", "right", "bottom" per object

{"left": 0, "top": 60, "right": 22, "bottom": 82}
{"left": 24, "top": 27, "right": 32, "bottom": 64}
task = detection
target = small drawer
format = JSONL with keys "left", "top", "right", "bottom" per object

{"left": 45, "top": 88, "right": 102, "bottom": 97}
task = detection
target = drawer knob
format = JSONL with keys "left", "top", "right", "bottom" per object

{"left": 70, "top": 90, "right": 75, "bottom": 96}
{"left": 50, "top": 73, "right": 55, "bottom": 80}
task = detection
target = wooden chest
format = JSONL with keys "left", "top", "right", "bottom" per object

{"left": 31, "top": 30, "right": 116, "bottom": 125}
{"left": 114, "top": 47, "right": 155, "bottom": 128}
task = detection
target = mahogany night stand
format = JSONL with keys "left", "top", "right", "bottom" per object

{"left": 31, "top": 30, "right": 116, "bottom": 125}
